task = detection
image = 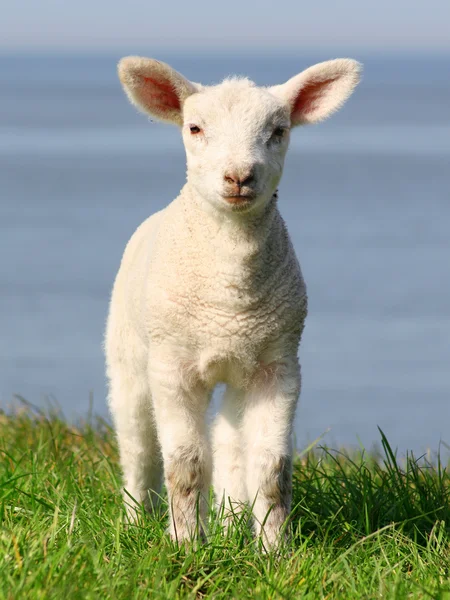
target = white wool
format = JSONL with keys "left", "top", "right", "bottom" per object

{"left": 106, "top": 56, "right": 361, "bottom": 548}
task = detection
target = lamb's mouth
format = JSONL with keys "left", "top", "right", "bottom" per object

{"left": 222, "top": 194, "right": 256, "bottom": 206}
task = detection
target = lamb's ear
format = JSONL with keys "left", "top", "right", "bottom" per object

{"left": 270, "top": 59, "right": 361, "bottom": 126}
{"left": 118, "top": 56, "right": 199, "bottom": 126}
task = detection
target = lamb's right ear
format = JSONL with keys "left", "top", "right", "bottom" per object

{"left": 118, "top": 57, "right": 199, "bottom": 126}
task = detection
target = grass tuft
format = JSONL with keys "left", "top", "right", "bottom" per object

{"left": 0, "top": 407, "right": 449, "bottom": 599}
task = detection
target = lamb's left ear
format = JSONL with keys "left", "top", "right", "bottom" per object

{"left": 118, "top": 56, "right": 199, "bottom": 126}
{"left": 270, "top": 59, "right": 362, "bottom": 126}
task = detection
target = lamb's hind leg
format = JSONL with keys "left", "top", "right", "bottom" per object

{"left": 212, "top": 385, "right": 247, "bottom": 526}
{"left": 108, "top": 361, "right": 163, "bottom": 520}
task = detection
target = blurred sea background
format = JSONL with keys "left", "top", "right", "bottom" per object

{"left": 1, "top": 51, "right": 449, "bottom": 454}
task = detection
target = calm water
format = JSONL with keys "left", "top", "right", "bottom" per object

{"left": 1, "top": 53, "right": 449, "bottom": 453}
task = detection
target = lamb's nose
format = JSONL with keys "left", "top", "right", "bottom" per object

{"left": 224, "top": 169, "right": 255, "bottom": 187}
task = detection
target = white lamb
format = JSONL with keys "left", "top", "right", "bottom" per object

{"left": 105, "top": 56, "right": 361, "bottom": 548}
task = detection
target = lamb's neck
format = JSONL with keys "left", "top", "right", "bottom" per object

{"left": 180, "top": 185, "right": 283, "bottom": 267}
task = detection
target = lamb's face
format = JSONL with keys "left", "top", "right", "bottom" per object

{"left": 118, "top": 56, "right": 361, "bottom": 215}
{"left": 182, "top": 80, "right": 291, "bottom": 214}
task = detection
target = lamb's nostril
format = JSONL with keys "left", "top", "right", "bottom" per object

{"left": 224, "top": 170, "right": 255, "bottom": 187}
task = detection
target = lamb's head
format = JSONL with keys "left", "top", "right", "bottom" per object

{"left": 119, "top": 57, "right": 361, "bottom": 214}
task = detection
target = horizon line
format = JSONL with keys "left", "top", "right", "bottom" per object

{"left": 1, "top": 46, "right": 450, "bottom": 58}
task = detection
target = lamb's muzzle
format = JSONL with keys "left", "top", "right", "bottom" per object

{"left": 105, "top": 55, "right": 361, "bottom": 549}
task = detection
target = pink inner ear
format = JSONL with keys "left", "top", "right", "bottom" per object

{"left": 293, "top": 77, "right": 338, "bottom": 118}
{"left": 139, "top": 75, "right": 180, "bottom": 114}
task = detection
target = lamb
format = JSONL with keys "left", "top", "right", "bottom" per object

{"left": 105, "top": 56, "right": 361, "bottom": 548}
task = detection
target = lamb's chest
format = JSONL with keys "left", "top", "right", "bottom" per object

{"left": 147, "top": 267, "right": 306, "bottom": 357}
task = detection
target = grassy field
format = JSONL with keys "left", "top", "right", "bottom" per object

{"left": 0, "top": 407, "right": 449, "bottom": 599}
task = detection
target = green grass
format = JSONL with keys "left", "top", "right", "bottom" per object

{"left": 0, "top": 407, "right": 449, "bottom": 599}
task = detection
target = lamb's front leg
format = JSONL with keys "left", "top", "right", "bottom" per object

{"left": 149, "top": 355, "right": 211, "bottom": 543}
{"left": 243, "top": 357, "right": 301, "bottom": 549}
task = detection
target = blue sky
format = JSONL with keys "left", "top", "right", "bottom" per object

{"left": 2, "top": 0, "right": 449, "bottom": 53}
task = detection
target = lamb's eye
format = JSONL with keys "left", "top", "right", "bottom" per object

{"left": 190, "top": 125, "right": 201, "bottom": 134}
{"left": 273, "top": 127, "right": 285, "bottom": 137}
